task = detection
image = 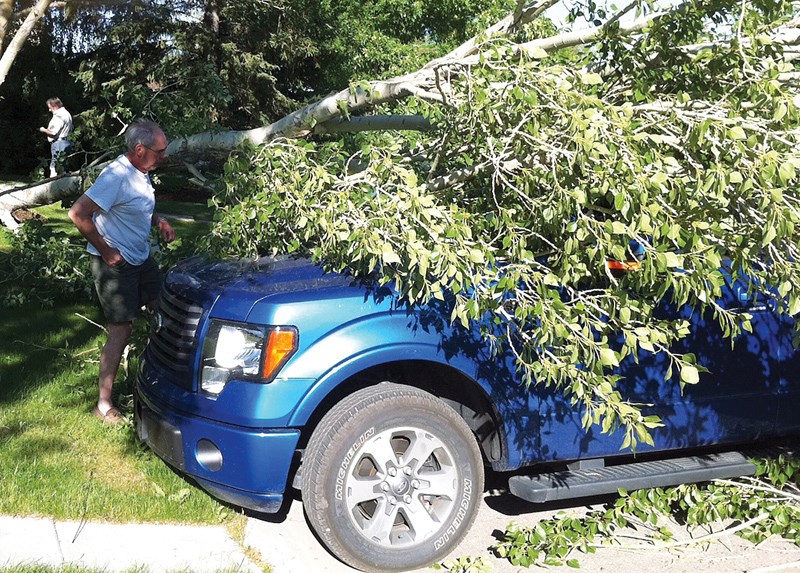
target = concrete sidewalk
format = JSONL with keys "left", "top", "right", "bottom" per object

{"left": 0, "top": 516, "right": 260, "bottom": 572}
{"left": 4, "top": 491, "right": 800, "bottom": 573}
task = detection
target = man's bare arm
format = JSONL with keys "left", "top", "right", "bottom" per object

{"left": 151, "top": 214, "right": 176, "bottom": 244}
{"left": 68, "top": 195, "right": 122, "bottom": 266}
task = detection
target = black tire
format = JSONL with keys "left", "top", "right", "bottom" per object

{"left": 301, "top": 383, "right": 484, "bottom": 573}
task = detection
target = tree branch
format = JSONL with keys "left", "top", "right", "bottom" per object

{"left": 0, "top": 0, "right": 53, "bottom": 86}
{"left": 1, "top": 0, "right": 135, "bottom": 87}
{"left": 0, "top": 0, "right": 12, "bottom": 47}
{"left": 679, "top": 18, "right": 800, "bottom": 56}
{"left": 422, "top": 161, "right": 492, "bottom": 192}
{"left": 13, "top": 0, "right": 133, "bottom": 20}
{"left": 168, "top": 78, "right": 431, "bottom": 154}
{"left": 169, "top": 2, "right": 683, "bottom": 158}
{"left": 313, "top": 115, "right": 432, "bottom": 134}
{"left": 0, "top": 176, "right": 83, "bottom": 231}
{"left": 423, "top": 0, "right": 562, "bottom": 69}
{"left": 517, "top": 8, "right": 670, "bottom": 55}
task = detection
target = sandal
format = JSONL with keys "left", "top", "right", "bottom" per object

{"left": 92, "top": 405, "right": 125, "bottom": 425}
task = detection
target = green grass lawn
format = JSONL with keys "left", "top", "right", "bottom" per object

{"left": 0, "top": 197, "right": 233, "bottom": 526}
{"left": 0, "top": 228, "right": 11, "bottom": 252}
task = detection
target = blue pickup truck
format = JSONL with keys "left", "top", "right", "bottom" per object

{"left": 135, "top": 254, "right": 800, "bottom": 572}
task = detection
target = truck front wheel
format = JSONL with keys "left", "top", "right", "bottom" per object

{"left": 302, "top": 383, "right": 484, "bottom": 573}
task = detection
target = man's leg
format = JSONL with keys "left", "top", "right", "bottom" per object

{"left": 49, "top": 143, "right": 57, "bottom": 178}
{"left": 50, "top": 140, "right": 70, "bottom": 176}
{"left": 90, "top": 255, "right": 153, "bottom": 421}
{"left": 97, "top": 321, "right": 133, "bottom": 414}
{"left": 141, "top": 255, "right": 163, "bottom": 313}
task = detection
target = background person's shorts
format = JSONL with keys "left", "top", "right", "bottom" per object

{"left": 90, "top": 255, "right": 162, "bottom": 323}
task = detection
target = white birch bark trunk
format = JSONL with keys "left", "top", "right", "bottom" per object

{"left": 0, "top": 0, "right": 53, "bottom": 86}
{"left": 0, "top": 177, "right": 82, "bottom": 231}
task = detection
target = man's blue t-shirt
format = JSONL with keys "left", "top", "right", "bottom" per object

{"left": 85, "top": 154, "right": 155, "bottom": 266}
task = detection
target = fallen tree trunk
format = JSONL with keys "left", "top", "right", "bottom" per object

{"left": 0, "top": 176, "right": 82, "bottom": 231}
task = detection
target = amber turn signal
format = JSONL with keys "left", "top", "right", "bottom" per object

{"left": 262, "top": 327, "right": 298, "bottom": 380}
{"left": 607, "top": 260, "right": 642, "bottom": 271}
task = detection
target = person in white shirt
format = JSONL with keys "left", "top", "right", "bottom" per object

{"left": 39, "top": 97, "right": 73, "bottom": 177}
{"left": 69, "top": 119, "right": 176, "bottom": 424}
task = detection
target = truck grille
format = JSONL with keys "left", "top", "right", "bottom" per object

{"left": 148, "top": 286, "right": 203, "bottom": 377}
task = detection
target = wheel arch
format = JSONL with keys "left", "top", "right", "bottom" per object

{"left": 291, "top": 356, "right": 506, "bottom": 465}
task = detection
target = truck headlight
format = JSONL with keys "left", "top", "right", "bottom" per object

{"left": 200, "top": 320, "right": 298, "bottom": 395}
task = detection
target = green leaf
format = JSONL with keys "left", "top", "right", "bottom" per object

{"left": 762, "top": 225, "right": 777, "bottom": 247}
{"left": 650, "top": 172, "right": 668, "bottom": 185}
{"left": 469, "top": 249, "right": 485, "bottom": 264}
{"left": 543, "top": 273, "right": 560, "bottom": 286}
{"left": 774, "top": 101, "right": 788, "bottom": 122}
{"left": 680, "top": 365, "right": 700, "bottom": 385}
{"left": 664, "top": 252, "right": 682, "bottom": 268}
{"left": 526, "top": 45, "right": 549, "bottom": 58}
{"left": 728, "top": 126, "right": 747, "bottom": 140}
{"left": 611, "top": 221, "right": 626, "bottom": 234}
{"left": 382, "top": 247, "right": 401, "bottom": 264}
{"left": 600, "top": 348, "right": 619, "bottom": 367}
{"left": 580, "top": 72, "right": 603, "bottom": 85}
{"left": 779, "top": 162, "right": 796, "bottom": 184}
{"left": 598, "top": 381, "right": 614, "bottom": 395}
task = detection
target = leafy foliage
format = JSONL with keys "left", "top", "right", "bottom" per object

{"left": 0, "top": 205, "right": 195, "bottom": 308}
{"left": 312, "top": 0, "right": 521, "bottom": 93}
{"left": 434, "top": 555, "right": 494, "bottom": 573}
{"left": 0, "top": 219, "right": 92, "bottom": 307}
{"left": 68, "top": 0, "right": 513, "bottom": 147}
{"left": 72, "top": 1, "right": 229, "bottom": 148}
{"left": 207, "top": 1, "right": 800, "bottom": 445}
{"left": 494, "top": 453, "right": 800, "bottom": 568}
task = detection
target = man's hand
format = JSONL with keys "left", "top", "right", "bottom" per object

{"left": 158, "top": 218, "right": 176, "bottom": 243}
{"left": 69, "top": 195, "right": 117, "bottom": 262}
{"left": 102, "top": 248, "right": 124, "bottom": 267}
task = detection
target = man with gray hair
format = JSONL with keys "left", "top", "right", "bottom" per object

{"left": 69, "top": 119, "right": 176, "bottom": 424}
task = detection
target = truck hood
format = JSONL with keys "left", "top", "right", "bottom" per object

{"left": 165, "top": 255, "right": 362, "bottom": 320}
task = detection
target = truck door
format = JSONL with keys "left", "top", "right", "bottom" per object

{"left": 537, "top": 267, "right": 783, "bottom": 462}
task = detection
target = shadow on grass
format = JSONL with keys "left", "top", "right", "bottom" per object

{"left": 0, "top": 302, "right": 104, "bottom": 406}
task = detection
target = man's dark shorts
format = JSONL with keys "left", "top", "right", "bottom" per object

{"left": 90, "top": 255, "right": 162, "bottom": 323}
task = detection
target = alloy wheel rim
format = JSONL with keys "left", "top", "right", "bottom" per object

{"left": 342, "top": 426, "right": 460, "bottom": 547}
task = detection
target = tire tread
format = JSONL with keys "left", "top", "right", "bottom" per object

{"left": 301, "top": 383, "right": 483, "bottom": 573}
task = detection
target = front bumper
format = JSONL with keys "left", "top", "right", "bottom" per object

{"left": 135, "top": 384, "right": 300, "bottom": 513}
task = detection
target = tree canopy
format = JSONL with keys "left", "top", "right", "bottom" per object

{"left": 0, "top": 0, "right": 510, "bottom": 173}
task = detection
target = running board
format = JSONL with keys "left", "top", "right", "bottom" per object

{"left": 508, "top": 450, "right": 757, "bottom": 503}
